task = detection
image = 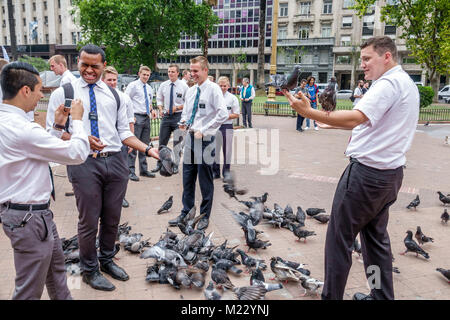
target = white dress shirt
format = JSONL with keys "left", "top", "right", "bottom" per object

{"left": 60, "top": 70, "right": 77, "bottom": 86}
{"left": 118, "top": 90, "right": 135, "bottom": 124}
{"left": 0, "top": 103, "right": 89, "bottom": 204}
{"left": 46, "top": 77, "right": 134, "bottom": 154}
{"left": 125, "top": 79, "right": 154, "bottom": 114}
{"left": 156, "top": 79, "right": 188, "bottom": 114}
{"left": 353, "top": 86, "right": 363, "bottom": 106}
{"left": 346, "top": 65, "right": 419, "bottom": 170}
{"left": 223, "top": 91, "right": 240, "bottom": 125}
{"left": 181, "top": 79, "right": 228, "bottom": 136}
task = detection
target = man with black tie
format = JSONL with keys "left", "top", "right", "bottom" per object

{"left": 152, "top": 64, "right": 188, "bottom": 174}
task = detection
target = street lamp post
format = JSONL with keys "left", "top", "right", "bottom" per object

{"left": 267, "top": 0, "right": 279, "bottom": 101}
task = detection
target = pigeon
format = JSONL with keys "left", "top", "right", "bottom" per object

{"left": 392, "top": 267, "right": 400, "bottom": 274}
{"left": 441, "top": 209, "right": 449, "bottom": 224}
{"left": 211, "top": 264, "right": 235, "bottom": 289}
{"left": 300, "top": 277, "right": 324, "bottom": 297}
{"left": 313, "top": 214, "right": 330, "bottom": 224}
{"left": 204, "top": 281, "right": 222, "bottom": 300}
{"left": 400, "top": 230, "right": 430, "bottom": 259}
{"left": 174, "top": 268, "right": 193, "bottom": 289}
{"left": 236, "top": 249, "right": 267, "bottom": 272}
{"left": 289, "top": 223, "right": 316, "bottom": 242}
{"left": 406, "top": 195, "right": 420, "bottom": 210}
{"left": 249, "top": 201, "right": 264, "bottom": 226}
{"left": 140, "top": 245, "right": 188, "bottom": 267}
{"left": 265, "top": 65, "right": 301, "bottom": 90}
{"left": 250, "top": 268, "right": 283, "bottom": 292}
{"left": 61, "top": 234, "right": 79, "bottom": 252}
{"left": 296, "top": 206, "right": 306, "bottom": 227}
{"left": 318, "top": 77, "right": 337, "bottom": 112}
{"left": 239, "top": 200, "right": 254, "bottom": 209}
{"left": 157, "top": 196, "right": 173, "bottom": 214}
{"left": 437, "top": 191, "right": 450, "bottom": 206}
{"left": 306, "top": 208, "right": 326, "bottom": 217}
{"left": 178, "top": 206, "right": 206, "bottom": 235}
{"left": 124, "top": 238, "right": 150, "bottom": 254}
{"left": 187, "top": 268, "right": 207, "bottom": 288}
{"left": 436, "top": 268, "right": 450, "bottom": 283}
{"left": 194, "top": 260, "right": 210, "bottom": 272}
{"left": 251, "top": 192, "right": 269, "bottom": 204}
{"left": 231, "top": 285, "right": 268, "bottom": 300}
{"left": 445, "top": 136, "right": 449, "bottom": 145}
{"left": 415, "top": 226, "right": 434, "bottom": 246}
{"left": 119, "top": 233, "right": 143, "bottom": 246}
{"left": 269, "top": 257, "right": 309, "bottom": 283}
{"left": 276, "top": 257, "right": 310, "bottom": 276}
{"left": 223, "top": 171, "right": 248, "bottom": 200}
{"left": 212, "top": 256, "right": 243, "bottom": 275}
{"left": 350, "top": 237, "right": 362, "bottom": 257}
{"left": 245, "top": 229, "right": 271, "bottom": 252}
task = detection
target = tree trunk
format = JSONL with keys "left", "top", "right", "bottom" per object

{"left": 7, "top": 0, "right": 18, "bottom": 61}
{"left": 256, "top": 0, "right": 266, "bottom": 89}
{"left": 430, "top": 71, "right": 440, "bottom": 103}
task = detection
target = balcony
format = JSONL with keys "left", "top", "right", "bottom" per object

{"left": 277, "top": 37, "right": 335, "bottom": 47}
{"left": 293, "top": 13, "right": 315, "bottom": 24}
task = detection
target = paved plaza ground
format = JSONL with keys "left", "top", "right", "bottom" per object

{"left": 1, "top": 114, "right": 449, "bottom": 300}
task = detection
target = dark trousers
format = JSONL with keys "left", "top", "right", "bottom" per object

{"left": 296, "top": 114, "right": 305, "bottom": 131}
{"left": 181, "top": 133, "right": 215, "bottom": 219}
{"left": 129, "top": 113, "right": 150, "bottom": 174}
{"left": 242, "top": 101, "right": 253, "bottom": 127}
{"left": 1, "top": 207, "right": 72, "bottom": 300}
{"left": 321, "top": 158, "right": 403, "bottom": 300}
{"left": 68, "top": 152, "right": 129, "bottom": 273}
{"left": 213, "top": 123, "right": 233, "bottom": 177}
{"left": 158, "top": 112, "right": 182, "bottom": 166}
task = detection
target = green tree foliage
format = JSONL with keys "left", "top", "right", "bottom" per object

{"left": 72, "top": 0, "right": 219, "bottom": 73}
{"left": 418, "top": 85, "right": 434, "bottom": 108}
{"left": 354, "top": 0, "right": 450, "bottom": 101}
{"left": 18, "top": 55, "right": 49, "bottom": 72}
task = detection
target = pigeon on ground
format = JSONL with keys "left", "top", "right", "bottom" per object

{"left": 250, "top": 268, "right": 283, "bottom": 292}
{"left": 204, "top": 281, "right": 222, "bottom": 300}
{"left": 313, "top": 214, "right": 330, "bottom": 224}
{"left": 437, "top": 191, "right": 450, "bottom": 206}
{"left": 300, "top": 277, "right": 324, "bottom": 297}
{"left": 211, "top": 264, "right": 235, "bottom": 289}
{"left": 187, "top": 268, "right": 207, "bottom": 288}
{"left": 296, "top": 206, "right": 306, "bottom": 227}
{"left": 400, "top": 230, "right": 430, "bottom": 259}
{"left": 415, "top": 226, "right": 434, "bottom": 246}
{"left": 230, "top": 285, "right": 268, "bottom": 300}
{"left": 392, "top": 267, "right": 400, "bottom": 274}
{"left": 289, "top": 223, "right": 316, "bottom": 242}
{"left": 140, "top": 245, "right": 188, "bottom": 267}
{"left": 157, "top": 196, "right": 173, "bottom": 214}
{"left": 318, "top": 77, "right": 337, "bottom": 112}
{"left": 178, "top": 206, "right": 206, "bottom": 235}
{"left": 436, "top": 268, "right": 450, "bottom": 283}
{"left": 265, "top": 66, "right": 301, "bottom": 90}
{"left": 236, "top": 249, "right": 267, "bottom": 272}
{"left": 245, "top": 228, "right": 271, "bottom": 252}
{"left": 251, "top": 192, "right": 269, "bottom": 204}
{"left": 119, "top": 233, "right": 143, "bottom": 246}
{"left": 124, "top": 238, "right": 151, "bottom": 253}
{"left": 306, "top": 208, "right": 326, "bottom": 217}
{"left": 276, "top": 257, "right": 310, "bottom": 276}
{"left": 239, "top": 200, "right": 254, "bottom": 209}
{"left": 350, "top": 237, "right": 362, "bottom": 257}
{"left": 406, "top": 195, "right": 420, "bottom": 210}
{"left": 223, "top": 171, "right": 248, "bottom": 200}
{"left": 269, "top": 257, "right": 309, "bottom": 283}
{"left": 441, "top": 209, "right": 449, "bottom": 224}
{"left": 212, "top": 256, "right": 243, "bottom": 275}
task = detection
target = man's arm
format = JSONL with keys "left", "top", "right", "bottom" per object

{"left": 122, "top": 136, "right": 159, "bottom": 159}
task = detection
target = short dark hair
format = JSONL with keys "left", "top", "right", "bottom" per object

{"left": 79, "top": 44, "right": 106, "bottom": 62}
{"left": 306, "top": 76, "right": 315, "bottom": 84}
{"left": 1, "top": 61, "right": 40, "bottom": 100}
{"left": 168, "top": 64, "right": 180, "bottom": 73}
{"left": 361, "top": 36, "right": 398, "bottom": 61}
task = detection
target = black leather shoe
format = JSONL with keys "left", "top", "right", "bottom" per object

{"left": 151, "top": 163, "right": 162, "bottom": 173}
{"left": 168, "top": 214, "right": 184, "bottom": 227}
{"left": 140, "top": 170, "right": 156, "bottom": 178}
{"left": 129, "top": 173, "right": 139, "bottom": 181}
{"left": 82, "top": 270, "right": 116, "bottom": 291}
{"left": 213, "top": 174, "right": 221, "bottom": 180}
{"left": 197, "top": 217, "right": 209, "bottom": 230}
{"left": 122, "top": 198, "right": 129, "bottom": 208}
{"left": 352, "top": 292, "right": 374, "bottom": 300}
{"left": 100, "top": 261, "right": 129, "bottom": 281}
{"left": 65, "top": 191, "right": 75, "bottom": 196}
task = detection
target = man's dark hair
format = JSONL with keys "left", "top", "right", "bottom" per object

{"left": 1, "top": 61, "right": 40, "bottom": 100}
{"left": 361, "top": 36, "right": 398, "bottom": 62}
{"left": 79, "top": 44, "right": 106, "bottom": 62}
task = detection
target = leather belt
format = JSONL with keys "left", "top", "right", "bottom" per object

{"left": 89, "top": 151, "right": 120, "bottom": 158}
{"left": 3, "top": 201, "right": 50, "bottom": 211}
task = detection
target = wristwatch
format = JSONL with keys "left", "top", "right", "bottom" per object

{"left": 53, "top": 123, "right": 65, "bottom": 131}
{"left": 145, "top": 142, "right": 154, "bottom": 156}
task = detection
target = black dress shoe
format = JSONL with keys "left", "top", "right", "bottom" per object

{"left": 168, "top": 214, "right": 184, "bottom": 227}
{"left": 140, "top": 170, "right": 156, "bottom": 178}
{"left": 122, "top": 198, "right": 129, "bottom": 208}
{"left": 213, "top": 174, "right": 221, "bottom": 180}
{"left": 65, "top": 191, "right": 75, "bottom": 196}
{"left": 129, "top": 173, "right": 140, "bottom": 181}
{"left": 100, "top": 261, "right": 129, "bottom": 281}
{"left": 151, "top": 163, "right": 162, "bottom": 173}
{"left": 197, "top": 217, "right": 209, "bottom": 230}
{"left": 352, "top": 292, "right": 374, "bottom": 300}
{"left": 82, "top": 270, "right": 116, "bottom": 291}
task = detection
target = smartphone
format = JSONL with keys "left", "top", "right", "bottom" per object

{"left": 64, "top": 98, "right": 72, "bottom": 108}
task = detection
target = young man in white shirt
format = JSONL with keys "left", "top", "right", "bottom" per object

{"left": 168, "top": 56, "right": 228, "bottom": 231}
{"left": 153, "top": 64, "right": 188, "bottom": 174}
{"left": 49, "top": 54, "right": 77, "bottom": 86}
{"left": 240, "top": 77, "right": 255, "bottom": 128}
{"left": 212, "top": 76, "right": 240, "bottom": 179}
{"left": 46, "top": 44, "right": 159, "bottom": 292}
{"left": 181, "top": 69, "right": 191, "bottom": 84}
{"left": 283, "top": 36, "right": 419, "bottom": 300}
{"left": 0, "top": 61, "right": 90, "bottom": 299}
{"left": 353, "top": 80, "right": 364, "bottom": 106}
{"left": 125, "top": 66, "right": 157, "bottom": 181}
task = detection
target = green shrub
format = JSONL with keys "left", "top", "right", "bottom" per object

{"left": 418, "top": 86, "right": 434, "bottom": 108}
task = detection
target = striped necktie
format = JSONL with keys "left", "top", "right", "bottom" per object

{"left": 88, "top": 84, "right": 99, "bottom": 138}
{"left": 169, "top": 83, "right": 174, "bottom": 115}
{"left": 144, "top": 84, "right": 150, "bottom": 115}
{"left": 187, "top": 87, "right": 201, "bottom": 126}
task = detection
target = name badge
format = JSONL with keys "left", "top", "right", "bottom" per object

{"left": 177, "top": 93, "right": 182, "bottom": 98}
{"left": 199, "top": 103, "right": 206, "bottom": 109}
{"left": 89, "top": 112, "right": 98, "bottom": 121}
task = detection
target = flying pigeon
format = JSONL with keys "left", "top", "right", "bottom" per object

{"left": 157, "top": 196, "right": 173, "bottom": 214}
{"left": 441, "top": 209, "right": 449, "bottom": 224}
{"left": 437, "top": 191, "right": 450, "bottom": 206}
{"left": 406, "top": 195, "right": 420, "bottom": 210}
{"left": 318, "top": 77, "right": 337, "bottom": 112}
{"left": 265, "top": 65, "right": 301, "bottom": 90}
{"left": 400, "top": 230, "right": 430, "bottom": 259}
{"left": 415, "top": 226, "right": 434, "bottom": 246}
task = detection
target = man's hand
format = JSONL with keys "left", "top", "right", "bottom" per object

{"left": 194, "top": 130, "right": 203, "bottom": 140}
{"left": 88, "top": 136, "right": 107, "bottom": 151}
{"left": 282, "top": 89, "right": 311, "bottom": 116}
{"left": 178, "top": 120, "right": 187, "bottom": 131}
{"left": 70, "top": 99, "right": 84, "bottom": 121}
{"left": 146, "top": 147, "right": 160, "bottom": 160}
{"left": 54, "top": 104, "right": 69, "bottom": 126}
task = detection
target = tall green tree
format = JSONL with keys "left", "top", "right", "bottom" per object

{"left": 354, "top": 0, "right": 450, "bottom": 101}
{"left": 73, "top": 0, "right": 219, "bottom": 73}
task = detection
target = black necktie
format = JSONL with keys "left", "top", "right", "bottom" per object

{"left": 169, "top": 83, "right": 174, "bottom": 115}
{"left": 49, "top": 165, "right": 55, "bottom": 201}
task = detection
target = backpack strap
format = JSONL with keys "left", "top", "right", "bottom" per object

{"left": 62, "top": 83, "right": 74, "bottom": 133}
{"left": 106, "top": 85, "right": 121, "bottom": 129}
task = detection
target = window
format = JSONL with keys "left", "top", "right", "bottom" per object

{"left": 321, "top": 24, "right": 331, "bottom": 37}
{"left": 342, "top": 16, "right": 352, "bottom": 28}
{"left": 300, "top": 2, "right": 311, "bottom": 15}
{"left": 343, "top": 0, "right": 354, "bottom": 9}
{"left": 45, "top": 34, "right": 49, "bottom": 44}
{"left": 278, "top": 26, "right": 287, "bottom": 39}
{"left": 23, "top": 18, "right": 26, "bottom": 26}
{"left": 1, "top": 7, "right": 4, "bottom": 14}
{"left": 2, "top": 20, "right": 5, "bottom": 28}
{"left": 58, "top": 0, "right": 61, "bottom": 8}
{"left": 299, "top": 25, "right": 309, "bottom": 39}
{"left": 24, "top": 34, "right": 27, "bottom": 43}
{"left": 33, "top": 2, "right": 36, "bottom": 11}
{"left": 22, "top": 4, "right": 25, "bottom": 11}
{"left": 72, "top": 32, "right": 76, "bottom": 44}
{"left": 402, "top": 57, "right": 417, "bottom": 64}
{"left": 362, "top": 15, "right": 374, "bottom": 36}
{"left": 4, "top": 36, "right": 7, "bottom": 44}
{"left": 44, "top": 16, "right": 48, "bottom": 25}
{"left": 60, "top": 33, "right": 63, "bottom": 44}
{"left": 323, "top": 0, "right": 332, "bottom": 14}
{"left": 280, "top": 3, "right": 288, "bottom": 17}
{"left": 384, "top": 25, "right": 396, "bottom": 35}
{"left": 340, "top": 35, "right": 351, "bottom": 46}
{"left": 58, "top": 15, "right": 61, "bottom": 24}
{"left": 336, "top": 55, "right": 351, "bottom": 64}
{"left": 319, "top": 51, "right": 329, "bottom": 65}
{"left": 44, "top": 1, "right": 47, "bottom": 10}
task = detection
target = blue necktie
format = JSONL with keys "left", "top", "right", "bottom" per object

{"left": 187, "top": 87, "right": 201, "bottom": 126}
{"left": 169, "top": 83, "right": 174, "bottom": 115}
{"left": 88, "top": 84, "right": 99, "bottom": 138}
{"left": 144, "top": 84, "right": 150, "bottom": 115}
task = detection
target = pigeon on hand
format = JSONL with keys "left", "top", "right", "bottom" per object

{"left": 157, "top": 196, "right": 173, "bottom": 214}
{"left": 437, "top": 191, "right": 450, "bottom": 206}
{"left": 265, "top": 66, "right": 301, "bottom": 90}
{"left": 441, "top": 209, "right": 449, "bottom": 224}
{"left": 204, "top": 281, "right": 222, "bottom": 300}
{"left": 318, "top": 77, "right": 337, "bottom": 112}
{"left": 313, "top": 214, "right": 330, "bottom": 224}
{"left": 400, "top": 230, "right": 430, "bottom": 259}
{"left": 406, "top": 195, "right": 420, "bottom": 210}
{"left": 306, "top": 208, "right": 326, "bottom": 217}
{"left": 415, "top": 226, "right": 434, "bottom": 246}
{"left": 436, "top": 268, "right": 450, "bottom": 283}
